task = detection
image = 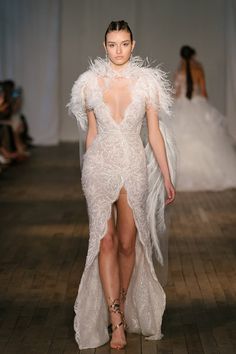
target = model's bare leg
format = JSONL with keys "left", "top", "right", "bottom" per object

{"left": 98, "top": 206, "right": 126, "bottom": 349}
{"left": 116, "top": 187, "right": 137, "bottom": 316}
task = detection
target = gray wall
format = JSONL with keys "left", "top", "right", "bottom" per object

{"left": 60, "top": 0, "right": 225, "bottom": 141}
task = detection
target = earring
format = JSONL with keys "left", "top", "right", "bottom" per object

{"left": 130, "top": 52, "right": 133, "bottom": 60}
{"left": 105, "top": 52, "right": 109, "bottom": 62}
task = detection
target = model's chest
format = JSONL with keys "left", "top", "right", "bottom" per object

{"left": 88, "top": 76, "right": 146, "bottom": 121}
{"left": 98, "top": 77, "right": 134, "bottom": 124}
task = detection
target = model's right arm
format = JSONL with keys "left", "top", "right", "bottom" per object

{"left": 86, "top": 110, "right": 97, "bottom": 150}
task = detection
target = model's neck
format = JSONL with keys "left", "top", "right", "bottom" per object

{"left": 109, "top": 59, "right": 130, "bottom": 72}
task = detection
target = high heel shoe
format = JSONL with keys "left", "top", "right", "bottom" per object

{"left": 108, "top": 298, "right": 127, "bottom": 350}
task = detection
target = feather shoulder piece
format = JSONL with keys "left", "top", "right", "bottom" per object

{"left": 140, "top": 60, "right": 173, "bottom": 117}
{"left": 67, "top": 70, "right": 94, "bottom": 131}
{"left": 89, "top": 56, "right": 174, "bottom": 117}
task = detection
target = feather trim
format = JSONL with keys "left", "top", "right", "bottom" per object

{"left": 67, "top": 71, "right": 94, "bottom": 131}
{"left": 144, "top": 66, "right": 173, "bottom": 116}
{"left": 67, "top": 56, "right": 173, "bottom": 129}
{"left": 88, "top": 56, "right": 173, "bottom": 115}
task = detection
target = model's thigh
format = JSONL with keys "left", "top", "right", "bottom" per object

{"left": 116, "top": 188, "right": 136, "bottom": 245}
{"left": 100, "top": 204, "right": 117, "bottom": 251}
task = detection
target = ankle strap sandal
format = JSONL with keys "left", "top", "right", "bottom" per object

{"left": 120, "top": 288, "right": 127, "bottom": 303}
{"left": 108, "top": 298, "right": 124, "bottom": 332}
{"left": 108, "top": 298, "right": 127, "bottom": 350}
{"left": 109, "top": 298, "right": 121, "bottom": 314}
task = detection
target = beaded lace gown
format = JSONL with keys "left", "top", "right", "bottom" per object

{"left": 173, "top": 70, "right": 236, "bottom": 191}
{"left": 68, "top": 57, "right": 176, "bottom": 349}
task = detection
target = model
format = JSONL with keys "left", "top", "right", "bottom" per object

{"left": 173, "top": 45, "right": 236, "bottom": 191}
{"left": 68, "top": 20, "right": 176, "bottom": 350}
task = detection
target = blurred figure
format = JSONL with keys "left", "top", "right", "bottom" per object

{"left": 0, "top": 80, "right": 32, "bottom": 166}
{"left": 0, "top": 82, "right": 18, "bottom": 164}
{"left": 3, "top": 80, "right": 31, "bottom": 156}
{"left": 173, "top": 45, "right": 236, "bottom": 191}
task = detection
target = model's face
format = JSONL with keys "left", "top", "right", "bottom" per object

{"left": 104, "top": 30, "right": 135, "bottom": 67}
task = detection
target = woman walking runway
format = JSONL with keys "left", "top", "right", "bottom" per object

{"left": 68, "top": 20, "right": 176, "bottom": 350}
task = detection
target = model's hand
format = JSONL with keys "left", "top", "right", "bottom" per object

{"left": 164, "top": 179, "right": 176, "bottom": 205}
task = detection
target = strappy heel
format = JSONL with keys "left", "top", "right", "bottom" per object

{"left": 108, "top": 298, "right": 127, "bottom": 350}
{"left": 119, "top": 288, "right": 128, "bottom": 331}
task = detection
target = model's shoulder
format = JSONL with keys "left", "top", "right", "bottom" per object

{"left": 71, "top": 70, "right": 96, "bottom": 93}
{"left": 134, "top": 58, "right": 173, "bottom": 114}
{"left": 143, "top": 64, "right": 167, "bottom": 76}
{"left": 87, "top": 57, "right": 108, "bottom": 77}
{"left": 75, "top": 69, "right": 95, "bottom": 83}
{"left": 131, "top": 57, "right": 167, "bottom": 78}
{"left": 138, "top": 66, "right": 158, "bottom": 78}
{"left": 136, "top": 63, "right": 170, "bottom": 88}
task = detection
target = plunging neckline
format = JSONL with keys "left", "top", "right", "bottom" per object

{"left": 96, "top": 77, "right": 138, "bottom": 127}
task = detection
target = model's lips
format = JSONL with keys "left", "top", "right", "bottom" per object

{"left": 115, "top": 56, "right": 123, "bottom": 59}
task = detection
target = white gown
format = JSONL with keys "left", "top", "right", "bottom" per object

{"left": 68, "top": 57, "right": 176, "bottom": 349}
{"left": 173, "top": 71, "right": 236, "bottom": 191}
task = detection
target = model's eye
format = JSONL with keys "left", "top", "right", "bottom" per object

{"left": 108, "top": 44, "right": 115, "bottom": 48}
{"left": 123, "top": 42, "right": 129, "bottom": 46}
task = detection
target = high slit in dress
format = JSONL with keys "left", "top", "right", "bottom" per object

{"left": 68, "top": 56, "right": 176, "bottom": 349}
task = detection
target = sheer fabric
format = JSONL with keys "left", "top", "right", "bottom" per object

{"left": 68, "top": 57, "right": 176, "bottom": 349}
{"left": 97, "top": 76, "right": 134, "bottom": 124}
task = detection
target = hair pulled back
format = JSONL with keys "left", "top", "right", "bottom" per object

{"left": 105, "top": 20, "right": 133, "bottom": 44}
{"left": 180, "top": 45, "right": 196, "bottom": 100}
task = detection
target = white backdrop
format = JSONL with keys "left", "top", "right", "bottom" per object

{"left": 0, "top": 0, "right": 60, "bottom": 145}
{"left": 0, "top": 0, "right": 235, "bottom": 144}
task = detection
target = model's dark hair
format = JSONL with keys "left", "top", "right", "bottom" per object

{"left": 105, "top": 20, "right": 133, "bottom": 44}
{"left": 180, "top": 45, "right": 196, "bottom": 100}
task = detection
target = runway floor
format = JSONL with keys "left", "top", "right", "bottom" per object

{"left": 0, "top": 144, "right": 235, "bottom": 354}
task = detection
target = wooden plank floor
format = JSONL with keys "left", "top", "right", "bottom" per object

{"left": 0, "top": 143, "right": 235, "bottom": 354}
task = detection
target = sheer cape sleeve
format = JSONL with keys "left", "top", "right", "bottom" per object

{"left": 67, "top": 70, "right": 93, "bottom": 132}
{"left": 144, "top": 66, "right": 173, "bottom": 115}
{"left": 67, "top": 70, "right": 94, "bottom": 167}
{"left": 141, "top": 66, "right": 177, "bottom": 285}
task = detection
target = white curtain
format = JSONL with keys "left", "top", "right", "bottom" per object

{"left": 0, "top": 0, "right": 233, "bottom": 144}
{"left": 0, "top": 0, "right": 60, "bottom": 145}
{"left": 226, "top": 0, "right": 236, "bottom": 141}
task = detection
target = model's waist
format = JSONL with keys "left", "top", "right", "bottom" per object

{"left": 97, "top": 129, "right": 140, "bottom": 137}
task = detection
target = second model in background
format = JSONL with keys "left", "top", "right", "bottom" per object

{"left": 173, "top": 45, "right": 236, "bottom": 191}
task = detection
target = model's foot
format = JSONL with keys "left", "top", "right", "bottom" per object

{"left": 108, "top": 298, "right": 127, "bottom": 350}
{"left": 110, "top": 313, "right": 126, "bottom": 350}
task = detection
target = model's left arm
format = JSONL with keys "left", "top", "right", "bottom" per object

{"left": 146, "top": 105, "right": 175, "bottom": 205}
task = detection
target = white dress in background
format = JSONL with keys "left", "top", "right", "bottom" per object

{"left": 68, "top": 57, "right": 176, "bottom": 349}
{"left": 173, "top": 71, "right": 236, "bottom": 191}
